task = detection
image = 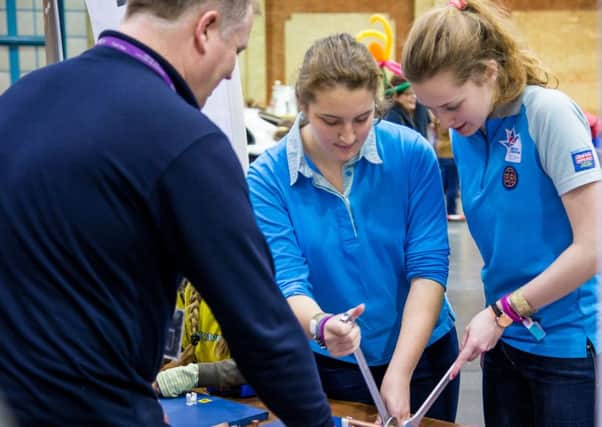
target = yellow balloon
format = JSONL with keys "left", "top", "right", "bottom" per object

{"left": 356, "top": 29, "right": 386, "bottom": 45}
{"left": 369, "top": 14, "right": 393, "bottom": 60}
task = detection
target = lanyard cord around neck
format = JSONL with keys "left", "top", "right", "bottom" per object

{"left": 97, "top": 36, "right": 176, "bottom": 92}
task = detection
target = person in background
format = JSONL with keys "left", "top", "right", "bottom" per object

{"left": 383, "top": 75, "right": 433, "bottom": 140}
{"left": 402, "top": 1, "right": 601, "bottom": 426}
{"left": 247, "top": 33, "right": 459, "bottom": 424}
{"left": 0, "top": 0, "right": 333, "bottom": 426}
{"left": 585, "top": 111, "right": 602, "bottom": 159}
{"left": 154, "top": 280, "right": 245, "bottom": 398}
{"left": 585, "top": 111, "right": 602, "bottom": 149}
{"left": 434, "top": 123, "right": 464, "bottom": 221}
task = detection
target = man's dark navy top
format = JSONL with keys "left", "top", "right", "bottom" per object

{"left": 0, "top": 31, "right": 331, "bottom": 426}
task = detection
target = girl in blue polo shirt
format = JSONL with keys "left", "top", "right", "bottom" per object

{"left": 247, "top": 33, "right": 458, "bottom": 424}
{"left": 402, "top": 1, "right": 601, "bottom": 426}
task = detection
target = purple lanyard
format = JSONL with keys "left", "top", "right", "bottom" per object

{"left": 97, "top": 36, "right": 176, "bottom": 91}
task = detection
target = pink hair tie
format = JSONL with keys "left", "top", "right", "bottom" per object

{"left": 500, "top": 295, "right": 522, "bottom": 323}
{"left": 377, "top": 60, "right": 403, "bottom": 77}
{"left": 448, "top": 0, "right": 468, "bottom": 10}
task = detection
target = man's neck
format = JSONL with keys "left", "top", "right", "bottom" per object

{"left": 118, "top": 13, "right": 189, "bottom": 78}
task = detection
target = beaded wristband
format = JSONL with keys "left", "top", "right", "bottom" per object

{"left": 509, "top": 290, "right": 535, "bottom": 318}
{"left": 309, "top": 312, "right": 326, "bottom": 337}
{"left": 500, "top": 295, "right": 522, "bottom": 323}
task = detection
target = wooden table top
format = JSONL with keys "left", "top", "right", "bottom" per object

{"left": 232, "top": 396, "right": 469, "bottom": 427}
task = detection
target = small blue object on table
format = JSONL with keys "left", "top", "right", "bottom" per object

{"left": 160, "top": 393, "right": 268, "bottom": 426}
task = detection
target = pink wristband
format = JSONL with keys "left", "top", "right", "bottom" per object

{"left": 500, "top": 295, "right": 522, "bottom": 323}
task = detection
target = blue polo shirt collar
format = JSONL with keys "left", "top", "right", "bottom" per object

{"left": 286, "top": 113, "right": 382, "bottom": 186}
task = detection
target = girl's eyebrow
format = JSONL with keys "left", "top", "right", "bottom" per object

{"left": 317, "top": 109, "right": 373, "bottom": 119}
{"left": 437, "top": 99, "right": 462, "bottom": 109}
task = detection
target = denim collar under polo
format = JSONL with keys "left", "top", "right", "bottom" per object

{"left": 286, "top": 113, "right": 383, "bottom": 187}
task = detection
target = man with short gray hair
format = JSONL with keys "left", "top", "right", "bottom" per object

{"left": 0, "top": 1, "right": 332, "bottom": 426}
{"left": 125, "top": 0, "right": 258, "bottom": 24}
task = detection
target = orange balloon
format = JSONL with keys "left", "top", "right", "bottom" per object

{"left": 368, "top": 42, "right": 386, "bottom": 62}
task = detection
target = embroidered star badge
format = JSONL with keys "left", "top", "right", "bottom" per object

{"left": 499, "top": 128, "right": 520, "bottom": 148}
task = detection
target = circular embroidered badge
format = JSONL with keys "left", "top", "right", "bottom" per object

{"left": 502, "top": 166, "right": 518, "bottom": 189}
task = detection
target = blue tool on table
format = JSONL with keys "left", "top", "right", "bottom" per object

{"left": 159, "top": 393, "right": 268, "bottom": 427}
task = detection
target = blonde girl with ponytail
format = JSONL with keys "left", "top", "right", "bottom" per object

{"left": 403, "top": 1, "right": 601, "bottom": 426}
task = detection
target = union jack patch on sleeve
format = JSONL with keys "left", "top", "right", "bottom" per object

{"left": 571, "top": 149, "right": 595, "bottom": 172}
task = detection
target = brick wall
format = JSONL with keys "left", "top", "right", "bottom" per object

{"left": 244, "top": 0, "right": 598, "bottom": 112}
{"left": 263, "top": 0, "right": 413, "bottom": 103}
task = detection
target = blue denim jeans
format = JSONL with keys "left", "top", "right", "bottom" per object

{"left": 482, "top": 340, "right": 596, "bottom": 427}
{"left": 315, "top": 329, "right": 460, "bottom": 423}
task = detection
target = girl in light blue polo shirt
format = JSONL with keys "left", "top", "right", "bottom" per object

{"left": 403, "top": 1, "right": 601, "bottom": 426}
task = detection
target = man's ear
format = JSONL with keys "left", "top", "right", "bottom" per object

{"left": 193, "top": 10, "right": 219, "bottom": 54}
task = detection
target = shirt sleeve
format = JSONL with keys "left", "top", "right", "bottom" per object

{"left": 525, "top": 88, "right": 602, "bottom": 195}
{"left": 247, "top": 155, "right": 314, "bottom": 299}
{"left": 149, "top": 133, "right": 331, "bottom": 427}
{"left": 197, "top": 358, "right": 246, "bottom": 389}
{"left": 156, "top": 364, "right": 200, "bottom": 397}
{"left": 403, "top": 135, "right": 450, "bottom": 287}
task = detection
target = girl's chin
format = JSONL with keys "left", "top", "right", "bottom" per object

{"left": 455, "top": 123, "right": 476, "bottom": 136}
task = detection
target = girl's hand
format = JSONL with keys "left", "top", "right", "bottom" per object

{"left": 451, "top": 307, "right": 504, "bottom": 378}
{"left": 379, "top": 368, "right": 411, "bottom": 424}
{"left": 323, "top": 304, "right": 365, "bottom": 357}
